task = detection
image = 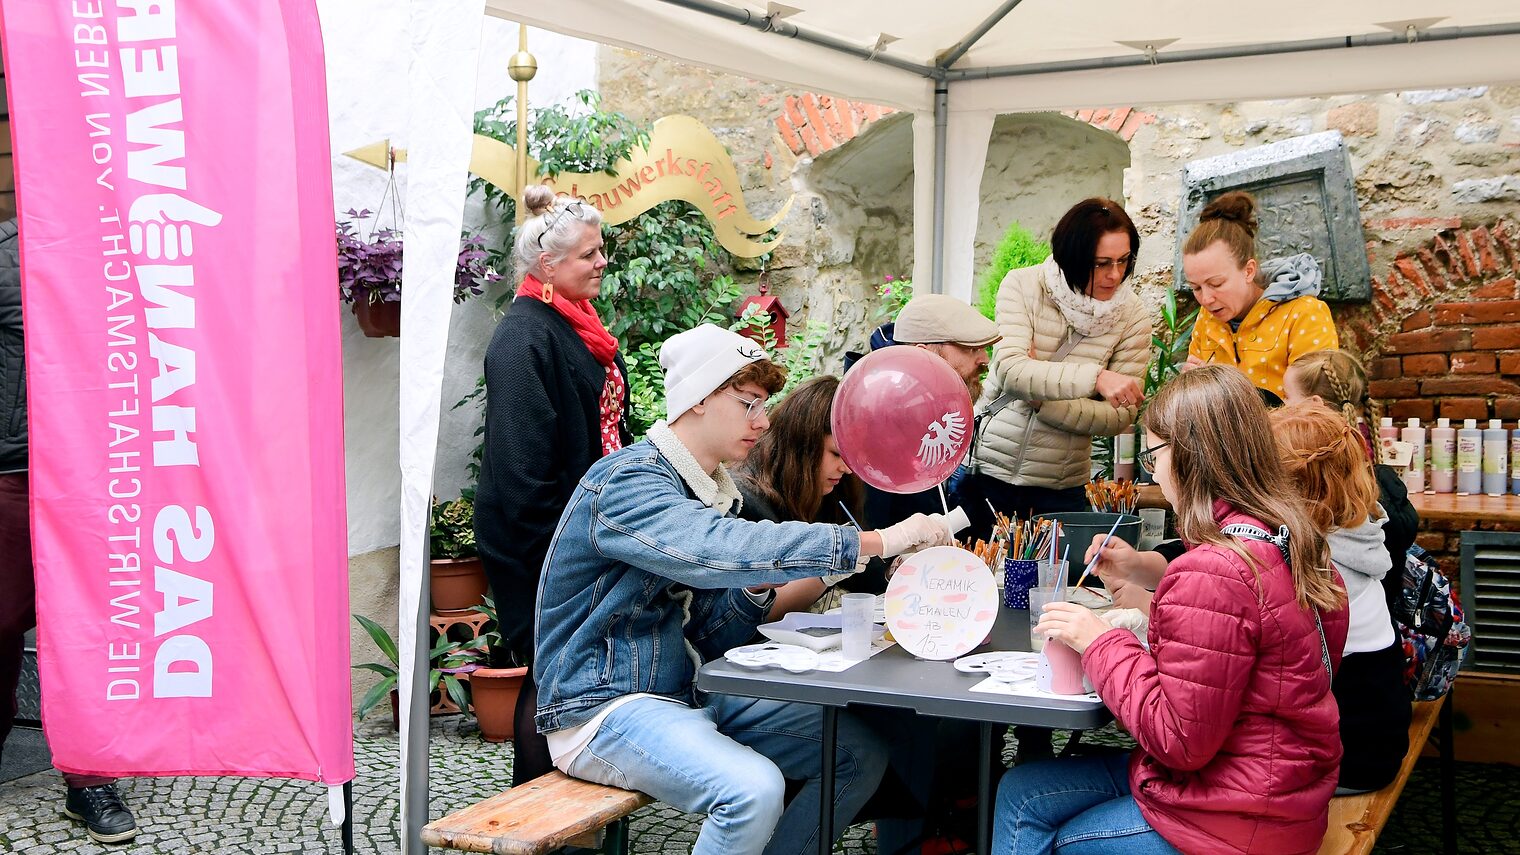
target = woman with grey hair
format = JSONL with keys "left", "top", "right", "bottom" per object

{"left": 474, "top": 184, "right": 629, "bottom": 784}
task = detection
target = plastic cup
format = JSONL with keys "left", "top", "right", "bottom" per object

{"left": 1002, "top": 559, "right": 1040, "bottom": 609}
{"left": 1028, "top": 586, "right": 1059, "bottom": 646}
{"left": 1138, "top": 508, "right": 1167, "bottom": 550}
{"left": 841, "top": 593, "right": 875, "bottom": 661}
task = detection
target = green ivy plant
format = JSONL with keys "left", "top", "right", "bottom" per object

{"left": 976, "top": 222, "right": 1051, "bottom": 321}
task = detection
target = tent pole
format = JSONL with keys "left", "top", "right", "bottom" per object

{"left": 930, "top": 84, "right": 948, "bottom": 295}
{"left": 936, "top": 0, "right": 1026, "bottom": 69}
{"left": 403, "top": 553, "right": 431, "bottom": 855}
{"left": 943, "top": 21, "right": 1520, "bottom": 81}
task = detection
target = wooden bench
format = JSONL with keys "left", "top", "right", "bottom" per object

{"left": 1317, "top": 694, "right": 1456, "bottom": 855}
{"left": 422, "top": 771, "right": 654, "bottom": 855}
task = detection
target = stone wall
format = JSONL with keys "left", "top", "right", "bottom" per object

{"left": 597, "top": 48, "right": 1128, "bottom": 369}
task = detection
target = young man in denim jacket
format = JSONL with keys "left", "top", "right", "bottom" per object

{"left": 534, "top": 324, "right": 952, "bottom": 855}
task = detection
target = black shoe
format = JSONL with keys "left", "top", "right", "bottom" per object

{"left": 63, "top": 784, "right": 139, "bottom": 844}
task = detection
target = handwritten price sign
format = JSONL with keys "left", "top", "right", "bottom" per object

{"left": 885, "top": 546, "right": 998, "bottom": 660}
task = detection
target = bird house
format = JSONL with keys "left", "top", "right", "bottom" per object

{"left": 735, "top": 284, "right": 790, "bottom": 349}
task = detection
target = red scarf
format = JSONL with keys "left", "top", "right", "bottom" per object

{"left": 516, "top": 274, "right": 618, "bottom": 368}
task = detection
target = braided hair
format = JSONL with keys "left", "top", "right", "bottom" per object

{"left": 1285, "top": 350, "right": 1380, "bottom": 463}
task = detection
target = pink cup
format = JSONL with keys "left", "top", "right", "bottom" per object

{"left": 1037, "top": 637, "right": 1089, "bottom": 695}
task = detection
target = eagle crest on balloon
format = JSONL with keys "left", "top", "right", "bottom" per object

{"left": 917, "top": 411, "right": 967, "bottom": 467}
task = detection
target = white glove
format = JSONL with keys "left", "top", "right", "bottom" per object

{"left": 878, "top": 513, "right": 953, "bottom": 558}
{"left": 928, "top": 506, "right": 971, "bottom": 540}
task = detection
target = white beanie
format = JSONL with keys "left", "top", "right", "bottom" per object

{"left": 660, "top": 324, "right": 769, "bottom": 423}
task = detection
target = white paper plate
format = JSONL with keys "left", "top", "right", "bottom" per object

{"left": 952, "top": 651, "right": 1027, "bottom": 674}
{"left": 757, "top": 612, "right": 885, "bottom": 652}
{"left": 725, "top": 642, "right": 820, "bottom": 673}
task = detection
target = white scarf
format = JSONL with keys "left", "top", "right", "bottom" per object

{"left": 1040, "top": 256, "right": 1135, "bottom": 338}
{"left": 646, "top": 420, "right": 744, "bottom": 516}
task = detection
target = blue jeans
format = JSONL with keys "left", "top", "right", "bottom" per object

{"left": 565, "top": 694, "right": 887, "bottom": 855}
{"left": 993, "top": 752, "right": 1179, "bottom": 855}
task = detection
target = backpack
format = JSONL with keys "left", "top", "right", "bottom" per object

{"left": 1393, "top": 546, "right": 1470, "bottom": 701}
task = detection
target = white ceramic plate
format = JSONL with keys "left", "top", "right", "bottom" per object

{"left": 724, "top": 642, "right": 820, "bottom": 673}
{"left": 885, "top": 546, "right": 999, "bottom": 661}
{"left": 757, "top": 613, "right": 885, "bottom": 652}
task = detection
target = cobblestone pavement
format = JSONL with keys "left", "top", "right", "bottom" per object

{"left": 2, "top": 716, "right": 1514, "bottom": 854}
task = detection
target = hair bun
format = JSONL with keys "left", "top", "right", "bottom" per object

{"left": 1199, "top": 191, "right": 1258, "bottom": 238}
{"left": 522, "top": 184, "right": 557, "bottom": 217}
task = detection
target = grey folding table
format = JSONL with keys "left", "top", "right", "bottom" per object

{"left": 697, "top": 607, "right": 1112, "bottom": 855}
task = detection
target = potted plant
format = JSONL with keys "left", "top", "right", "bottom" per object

{"left": 465, "top": 594, "right": 529, "bottom": 743}
{"left": 335, "top": 208, "right": 500, "bottom": 338}
{"left": 352, "top": 614, "right": 489, "bottom": 728}
{"left": 429, "top": 495, "right": 489, "bottom": 612}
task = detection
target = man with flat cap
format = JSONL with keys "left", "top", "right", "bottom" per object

{"left": 858, "top": 293, "right": 1001, "bottom": 551}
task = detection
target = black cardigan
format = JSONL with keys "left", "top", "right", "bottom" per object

{"left": 473, "top": 296, "right": 630, "bottom": 661}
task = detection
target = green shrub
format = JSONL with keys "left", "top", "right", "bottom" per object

{"left": 976, "top": 222, "right": 1050, "bottom": 321}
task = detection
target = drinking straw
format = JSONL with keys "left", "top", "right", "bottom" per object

{"left": 838, "top": 500, "right": 862, "bottom": 529}
{"left": 1072, "top": 516, "right": 1124, "bottom": 594}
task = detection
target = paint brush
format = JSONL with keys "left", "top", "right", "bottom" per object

{"left": 1072, "top": 516, "right": 1124, "bottom": 594}
{"left": 838, "top": 500, "right": 862, "bottom": 529}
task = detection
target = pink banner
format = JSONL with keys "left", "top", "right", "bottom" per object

{"left": 1, "top": 1, "right": 353, "bottom": 782}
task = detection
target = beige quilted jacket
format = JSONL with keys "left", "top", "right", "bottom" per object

{"left": 974, "top": 264, "right": 1152, "bottom": 489}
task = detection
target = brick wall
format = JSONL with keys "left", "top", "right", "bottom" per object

{"left": 771, "top": 93, "right": 896, "bottom": 159}
{"left": 1347, "top": 218, "right": 1520, "bottom": 424}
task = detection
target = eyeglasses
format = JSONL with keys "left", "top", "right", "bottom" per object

{"left": 1093, "top": 253, "right": 1133, "bottom": 272}
{"left": 535, "top": 201, "right": 588, "bottom": 250}
{"left": 722, "top": 390, "right": 767, "bottom": 422}
{"left": 1137, "top": 441, "right": 1170, "bottom": 474}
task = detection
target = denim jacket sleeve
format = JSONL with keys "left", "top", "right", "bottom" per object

{"left": 590, "top": 457, "right": 861, "bottom": 588}
{"left": 685, "top": 587, "right": 771, "bottom": 660}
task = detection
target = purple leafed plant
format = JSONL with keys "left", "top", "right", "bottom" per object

{"left": 337, "top": 208, "right": 500, "bottom": 306}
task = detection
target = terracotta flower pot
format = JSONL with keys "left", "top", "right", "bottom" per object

{"left": 470, "top": 666, "right": 528, "bottom": 743}
{"left": 430, "top": 557, "right": 488, "bottom": 612}
{"left": 352, "top": 299, "right": 401, "bottom": 337}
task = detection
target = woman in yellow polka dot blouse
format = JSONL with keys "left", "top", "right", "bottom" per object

{"left": 1182, "top": 190, "right": 1337, "bottom": 403}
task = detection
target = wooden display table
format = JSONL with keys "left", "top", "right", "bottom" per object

{"left": 1406, "top": 491, "right": 1520, "bottom": 525}
{"left": 1136, "top": 483, "right": 1520, "bottom": 526}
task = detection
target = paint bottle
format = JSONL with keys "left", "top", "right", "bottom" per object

{"left": 1401, "top": 418, "right": 1426, "bottom": 494}
{"left": 1456, "top": 418, "right": 1482, "bottom": 496}
{"left": 1430, "top": 418, "right": 1456, "bottom": 494}
{"left": 1512, "top": 428, "right": 1520, "bottom": 495}
{"left": 1114, "top": 431, "right": 1136, "bottom": 481}
{"left": 1377, "top": 416, "right": 1398, "bottom": 444}
{"left": 1483, "top": 420, "right": 1509, "bottom": 496}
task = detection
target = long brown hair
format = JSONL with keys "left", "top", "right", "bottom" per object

{"left": 1183, "top": 190, "right": 1258, "bottom": 269}
{"left": 1144, "top": 365, "right": 1343, "bottom": 610}
{"left": 1270, "top": 402, "right": 1381, "bottom": 533}
{"left": 734, "top": 375, "right": 862, "bottom": 524}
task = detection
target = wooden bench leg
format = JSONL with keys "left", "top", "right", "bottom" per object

{"left": 1439, "top": 690, "right": 1456, "bottom": 855}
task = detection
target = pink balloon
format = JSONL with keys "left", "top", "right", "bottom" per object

{"left": 832, "top": 346, "right": 973, "bottom": 494}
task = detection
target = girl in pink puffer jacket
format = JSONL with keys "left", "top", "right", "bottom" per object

{"left": 997, "top": 365, "right": 1349, "bottom": 855}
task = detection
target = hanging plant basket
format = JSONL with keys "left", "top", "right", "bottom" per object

{"left": 352, "top": 299, "right": 401, "bottom": 338}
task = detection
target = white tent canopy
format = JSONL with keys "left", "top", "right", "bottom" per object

{"left": 395, "top": 3, "right": 1520, "bottom": 850}
{"left": 479, "top": 0, "right": 1520, "bottom": 297}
